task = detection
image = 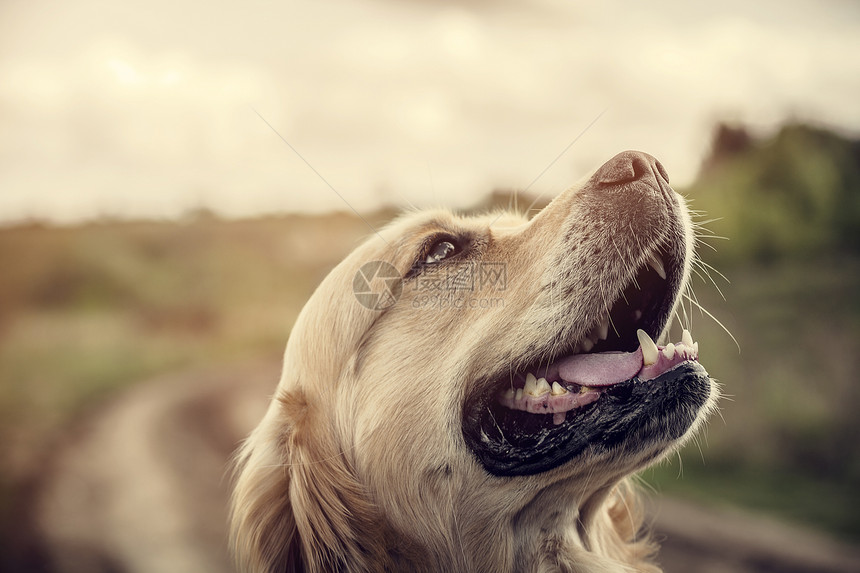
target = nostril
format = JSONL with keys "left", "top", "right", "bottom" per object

{"left": 654, "top": 160, "right": 670, "bottom": 185}
{"left": 595, "top": 154, "right": 637, "bottom": 185}
{"left": 630, "top": 155, "right": 650, "bottom": 182}
{"left": 593, "top": 150, "right": 664, "bottom": 186}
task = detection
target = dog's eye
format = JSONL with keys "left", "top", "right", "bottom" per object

{"left": 425, "top": 240, "right": 457, "bottom": 264}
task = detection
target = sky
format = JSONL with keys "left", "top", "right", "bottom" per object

{"left": 1, "top": 0, "right": 859, "bottom": 223}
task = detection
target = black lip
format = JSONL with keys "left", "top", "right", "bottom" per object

{"left": 461, "top": 241, "right": 686, "bottom": 477}
{"left": 463, "top": 361, "right": 711, "bottom": 477}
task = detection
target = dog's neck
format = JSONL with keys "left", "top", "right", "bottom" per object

{"left": 502, "top": 482, "right": 636, "bottom": 573}
{"left": 382, "top": 479, "right": 643, "bottom": 573}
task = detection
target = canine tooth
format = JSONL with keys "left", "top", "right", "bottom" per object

{"left": 637, "top": 329, "right": 659, "bottom": 366}
{"left": 551, "top": 382, "right": 568, "bottom": 395}
{"left": 682, "top": 329, "right": 694, "bottom": 347}
{"left": 524, "top": 373, "right": 538, "bottom": 396}
{"left": 662, "top": 343, "right": 676, "bottom": 360}
{"left": 598, "top": 319, "right": 609, "bottom": 341}
{"left": 648, "top": 254, "right": 667, "bottom": 280}
{"left": 536, "top": 378, "right": 551, "bottom": 396}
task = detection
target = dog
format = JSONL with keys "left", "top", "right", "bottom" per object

{"left": 230, "top": 151, "right": 718, "bottom": 572}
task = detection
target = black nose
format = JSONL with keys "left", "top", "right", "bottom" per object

{"left": 593, "top": 151, "right": 669, "bottom": 186}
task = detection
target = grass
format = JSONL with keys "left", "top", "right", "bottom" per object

{"left": 0, "top": 214, "right": 378, "bottom": 485}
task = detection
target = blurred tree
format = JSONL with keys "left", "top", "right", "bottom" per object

{"left": 701, "top": 123, "right": 754, "bottom": 171}
{"left": 690, "top": 122, "right": 860, "bottom": 262}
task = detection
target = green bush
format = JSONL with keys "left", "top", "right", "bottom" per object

{"left": 689, "top": 123, "right": 860, "bottom": 263}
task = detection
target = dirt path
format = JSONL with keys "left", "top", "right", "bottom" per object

{"left": 33, "top": 360, "right": 860, "bottom": 573}
{"left": 651, "top": 497, "right": 860, "bottom": 572}
{"left": 34, "top": 360, "right": 277, "bottom": 573}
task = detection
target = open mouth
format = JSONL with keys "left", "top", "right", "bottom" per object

{"left": 498, "top": 328, "right": 699, "bottom": 425}
{"left": 462, "top": 244, "right": 712, "bottom": 477}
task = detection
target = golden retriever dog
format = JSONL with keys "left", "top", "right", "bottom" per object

{"left": 230, "top": 151, "right": 718, "bottom": 572}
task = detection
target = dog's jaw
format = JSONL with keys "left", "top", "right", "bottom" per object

{"left": 461, "top": 151, "right": 716, "bottom": 479}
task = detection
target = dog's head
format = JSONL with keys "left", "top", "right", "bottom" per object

{"left": 231, "top": 151, "right": 717, "bottom": 572}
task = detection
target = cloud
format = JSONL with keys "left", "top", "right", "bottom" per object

{"left": 0, "top": 0, "right": 858, "bottom": 223}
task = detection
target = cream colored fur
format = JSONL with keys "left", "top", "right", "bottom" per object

{"left": 231, "top": 155, "right": 711, "bottom": 572}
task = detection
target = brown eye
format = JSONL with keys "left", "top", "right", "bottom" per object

{"left": 425, "top": 240, "right": 457, "bottom": 264}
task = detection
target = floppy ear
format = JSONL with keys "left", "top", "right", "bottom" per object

{"left": 230, "top": 397, "right": 303, "bottom": 573}
{"left": 231, "top": 386, "right": 392, "bottom": 573}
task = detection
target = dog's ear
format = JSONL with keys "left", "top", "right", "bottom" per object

{"left": 278, "top": 389, "right": 395, "bottom": 572}
{"left": 230, "top": 391, "right": 305, "bottom": 573}
{"left": 589, "top": 481, "right": 661, "bottom": 573}
{"left": 231, "top": 386, "right": 390, "bottom": 572}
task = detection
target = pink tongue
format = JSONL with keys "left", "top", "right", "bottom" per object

{"left": 556, "top": 347, "right": 644, "bottom": 388}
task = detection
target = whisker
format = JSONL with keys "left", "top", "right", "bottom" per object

{"left": 696, "top": 240, "right": 719, "bottom": 254}
{"left": 697, "top": 259, "right": 731, "bottom": 284}
{"left": 692, "top": 262, "right": 727, "bottom": 302}
{"left": 681, "top": 293, "right": 740, "bottom": 352}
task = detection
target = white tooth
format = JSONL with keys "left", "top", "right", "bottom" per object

{"left": 662, "top": 342, "right": 676, "bottom": 360}
{"left": 504, "top": 387, "right": 515, "bottom": 400}
{"left": 598, "top": 319, "right": 609, "bottom": 341}
{"left": 637, "top": 329, "right": 659, "bottom": 366}
{"left": 693, "top": 341, "right": 699, "bottom": 355}
{"left": 536, "top": 377, "right": 551, "bottom": 396}
{"left": 524, "top": 373, "right": 538, "bottom": 396}
{"left": 515, "top": 388, "right": 523, "bottom": 401}
{"left": 581, "top": 338, "right": 594, "bottom": 352}
{"left": 682, "top": 329, "right": 694, "bottom": 347}
{"left": 634, "top": 310, "right": 643, "bottom": 321}
{"left": 551, "top": 382, "right": 568, "bottom": 395}
{"left": 648, "top": 254, "right": 667, "bottom": 280}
